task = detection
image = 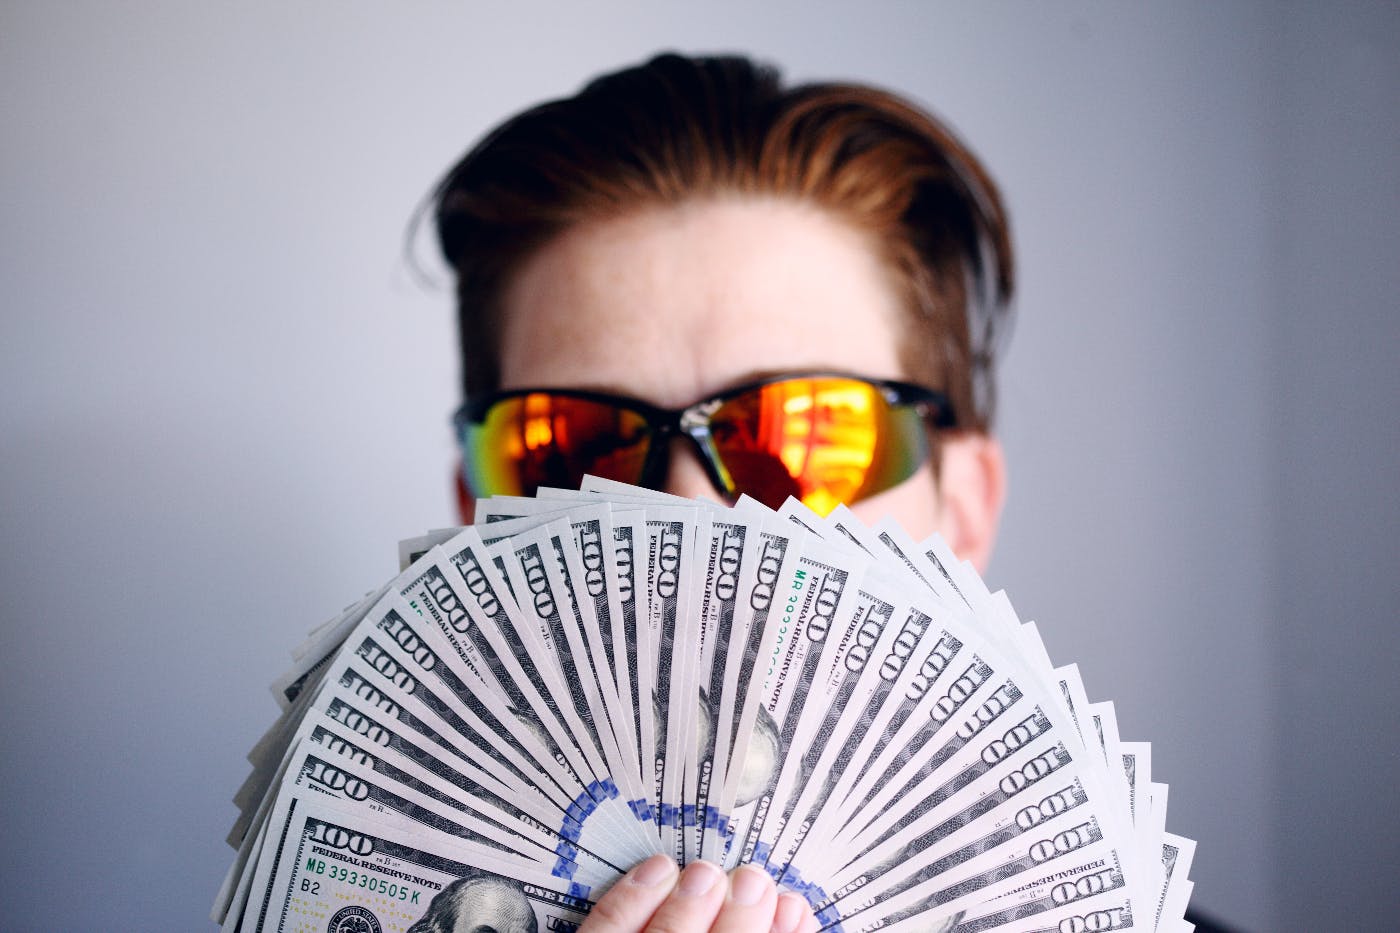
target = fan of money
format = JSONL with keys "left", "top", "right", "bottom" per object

{"left": 215, "top": 478, "right": 1196, "bottom": 933}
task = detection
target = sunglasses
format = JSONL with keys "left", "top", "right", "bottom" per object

{"left": 454, "top": 373, "right": 957, "bottom": 515}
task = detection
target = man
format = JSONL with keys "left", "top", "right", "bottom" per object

{"left": 435, "top": 52, "right": 1230, "bottom": 933}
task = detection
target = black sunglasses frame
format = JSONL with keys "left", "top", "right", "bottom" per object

{"left": 454, "top": 371, "right": 958, "bottom": 502}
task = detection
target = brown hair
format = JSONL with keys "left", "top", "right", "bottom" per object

{"left": 433, "top": 53, "right": 1014, "bottom": 431}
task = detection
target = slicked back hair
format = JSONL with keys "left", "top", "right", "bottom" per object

{"left": 434, "top": 53, "right": 1013, "bottom": 431}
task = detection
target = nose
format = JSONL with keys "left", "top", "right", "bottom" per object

{"left": 661, "top": 437, "right": 725, "bottom": 503}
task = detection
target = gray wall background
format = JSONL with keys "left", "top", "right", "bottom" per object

{"left": 2, "top": 2, "right": 1396, "bottom": 930}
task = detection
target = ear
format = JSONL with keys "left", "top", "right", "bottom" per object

{"left": 455, "top": 465, "right": 476, "bottom": 525}
{"left": 933, "top": 433, "right": 1006, "bottom": 573}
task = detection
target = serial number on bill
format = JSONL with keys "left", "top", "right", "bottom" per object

{"left": 302, "top": 858, "right": 424, "bottom": 904}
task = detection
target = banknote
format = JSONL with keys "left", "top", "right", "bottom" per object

{"left": 641, "top": 506, "right": 703, "bottom": 860}
{"left": 724, "top": 537, "right": 867, "bottom": 867}
{"left": 240, "top": 793, "right": 591, "bottom": 933}
{"left": 685, "top": 509, "right": 760, "bottom": 862}
{"left": 1156, "top": 834, "right": 1196, "bottom": 933}
{"left": 704, "top": 513, "right": 806, "bottom": 865}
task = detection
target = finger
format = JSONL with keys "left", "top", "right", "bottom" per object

{"left": 709, "top": 864, "right": 777, "bottom": 933}
{"left": 770, "top": 891, "right": 812, "bottom": 933}
{"left": 643, "top": 860, "right": 727, "bottom": 933}
{"left": 579, "top": 855, "right": 678, "bottom": 933}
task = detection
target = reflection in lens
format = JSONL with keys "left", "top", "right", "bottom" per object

{"left": 710, "top": 378, "right": 928, "bottom": 514}
{"left": 463, "top": 395, "right": 651, "bottom": 497}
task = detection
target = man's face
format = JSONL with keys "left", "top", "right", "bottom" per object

{"left": 479, "top": 197, "right": 1002, "bottom": 561}
{"left": 444, "top": 877, "right": 537, "bottom": 933}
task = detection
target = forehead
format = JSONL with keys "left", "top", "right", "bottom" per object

{"left": 495, "top": 197, "right": 909, "bottom": 407}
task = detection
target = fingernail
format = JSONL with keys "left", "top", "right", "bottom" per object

{"left": 677, "top": 860, "right": 724, "bottom": 897}
{"left": 771, "top": 891, "right": 808, "bottom": 933}
{"left": 729, "top": 864, "right": 771, "bottom": 906}
{"left": 628, "top": 854, "right": 675, "bottom": 887}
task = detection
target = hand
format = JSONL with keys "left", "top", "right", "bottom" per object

{"left": 580, "top": 855, "right": 819, "bottom": 933}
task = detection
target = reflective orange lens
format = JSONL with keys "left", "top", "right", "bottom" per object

{"left": 462, "top": 394, "right": 651, "bottom": 496}
{"left": 706, "top": 377, "right": 930, "bottom": 514}
{"left": 461, "top": 377, "right": 935, "bottom": 510}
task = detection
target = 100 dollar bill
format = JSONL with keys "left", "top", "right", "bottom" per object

{"left": 241, "top": 794, "right": 591, "bottom": 933}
